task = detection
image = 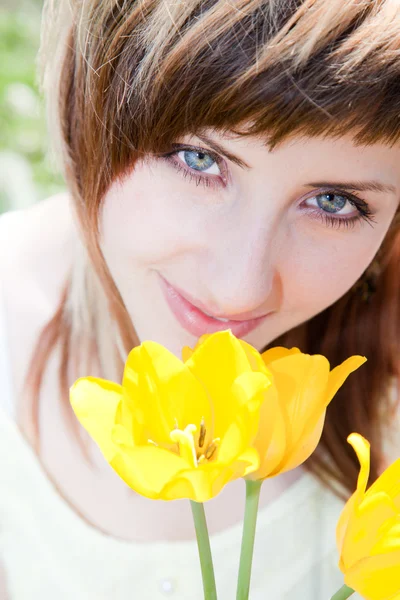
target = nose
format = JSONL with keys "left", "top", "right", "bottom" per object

{"left": 198, "top": 267, "right": 282, "bottom": 322}
{"left": 191, "top": 203, "right": 284, "bottom": 321}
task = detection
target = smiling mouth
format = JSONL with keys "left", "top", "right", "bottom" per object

{"left": 158, "top": 274, "right": 271, "bottom": 339}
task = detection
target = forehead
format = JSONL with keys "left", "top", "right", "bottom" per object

{"left": 182, "top": 129, "right": 400, "bottom": 194}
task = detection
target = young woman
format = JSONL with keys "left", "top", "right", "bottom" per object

{"left": 1, "top": 0, "right": 399, "bottom": 598}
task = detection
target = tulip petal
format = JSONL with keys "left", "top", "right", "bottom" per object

{"left": 267, "top": 354, "right": 330, "bottom": 448}
{"left": 368, "top": 458, "right": 400, "bottom": 507}
{"left": 272, "top": 410, "right": 326, "bottom": 476}
{"left": 341, "top": 492, "right": 397, "bottom": 569}
{"left": 70, "top": 377, "right": 123, "bottom": 461}
{"left": 348, "top": 433, "right": 371, "bottom": 499}
{"left": 112, "top": 423, "right": 135, "bottom": 448}
{"left": 338, "top": 433, "right": 372, "bottom": 569}
{"left": 181, "top": 333, "right": 212, "bottom": 362}
{"left": 239, "top": 448, "right": 261, "bottom": 476}
{"left": 161, "top": 463, "right": 230, "bottom": 502}
{"left": 235, "top": 339, "right": 273, "bottom": 374}
{"left": 161, "top": 452, "right": 259, "bottom": 502}
{"left": 336, "top": 493, "right": 358, "bottom": 556}
{"left": 122, "top": 341, "right": 212, "bottom": 446}
{"left": 159, "top": 474, "right": 196, "bottom": 500}
{"left": 247, "top": 384, "right": 288, "bottom": 480}
{"left": 184, "top": 331, "right": 257, "bottom": 436}
{"left": 214, "top": 372, "right": 268, "bottom": 465}
{"left": 274, "top": 356, "right": 366, "bottom": 476}
{"left": 326, "top": 356, "right": 367, "bottom": 404}
{"left": 217, "top": 422, "right": 246, "bottom": 464}
{"left": 218, "top": 419, "right": 259, "bottom": 466}
{"left": 370, "top": 516, "right": 400, "bottom": 555}
{"left": 344, "top": 550, "right": 400, "bottom": 600}
{"left": 181, "top": 345, "right": 193, "bottom": 363}
{"left": 110, "top": 445, "right": 189, "bottom": 499}
{"left": 230, "top": 371, "right": 272, "bottom": 412}
{"left": 261, "top": 346, "right": 301, "bottom": 365}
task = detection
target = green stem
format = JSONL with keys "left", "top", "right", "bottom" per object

{"left": 330, "top": 584, "right": 355, "bottom": 600}
{"left": 236, "top": 479, "right": 263, "bottom": 600}
{"left": 190, "top": 500, "right": 218, "bottom": 600}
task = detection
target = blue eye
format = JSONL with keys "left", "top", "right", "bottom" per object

{"left": 180, "top": 150, "right": 221, "bottom": 175}
{"left": 304, "top": 190, "right": 376, "bottom": 229}
{"left": 317, "top": 193, "right": 347, "bottom": 213}
{"left": 184, "top": 150, "right": 214, "bottom": 171}
{"left": 306, "top": 192, "right": 358, "bottom": 217}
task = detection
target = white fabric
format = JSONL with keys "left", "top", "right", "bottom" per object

{"left": 0, "top": 209, "right": 363, "bottom": 600}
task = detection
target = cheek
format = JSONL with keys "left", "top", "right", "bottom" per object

{"left": 282, "top": 239, "right": 374, "bottom": 314}
{"left": 99, "top": 167, "right": 193, "bottom": 268}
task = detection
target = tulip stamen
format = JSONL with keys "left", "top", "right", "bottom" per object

{"left": 198, "top": 416, "right": 206, "bottom": 448}
{"left": 147, "top": 439, "right": 158, "bottom": 446}
{"left": 205, "top": 438, "right": 220, "bottom": 461}
{"left": 170, "top": 421, "right": 220, "bottom": 467}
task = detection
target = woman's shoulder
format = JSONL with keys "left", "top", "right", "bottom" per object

{"left": 1, "top": 191, "right": 74, "bottom": 288}
{"left": 0, "top": 192, "right": 75, "bottom": 417}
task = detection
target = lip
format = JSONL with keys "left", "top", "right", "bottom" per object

{"left": 159, "top": 274, "right": 270, "bottom": 339}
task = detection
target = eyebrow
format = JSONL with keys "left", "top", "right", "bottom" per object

{"left": 304, "top": 181, "right": 397, "bottom": 194}
{"left": 195, "top": 134, "right": 397, "bottom": 195}
{"left": 195, "top": 134, "right": 251, "bottom": 169}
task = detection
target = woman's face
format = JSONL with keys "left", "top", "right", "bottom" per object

{"left": 100, "top": 130, "right": 400, "bottom": 359}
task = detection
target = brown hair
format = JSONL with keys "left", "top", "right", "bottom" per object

{"left": 26, "top": 0, "right": 400, "bottom": 499}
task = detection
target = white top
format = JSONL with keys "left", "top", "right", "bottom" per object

{"left": 0, "top": 209, "right": 366, "bottom": 600}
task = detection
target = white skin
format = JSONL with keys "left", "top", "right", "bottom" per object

{"left": 6, "top": 129, "right": 400, "bottom": 549}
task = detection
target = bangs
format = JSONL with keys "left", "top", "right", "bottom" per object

{"left": 102, "top": 0, "right": 400, "bottom": 168}
{"left": 41, "top": 0, "right": 400, "bottom": 195}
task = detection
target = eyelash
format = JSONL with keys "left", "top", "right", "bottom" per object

{"left": 160, "top": 145, "right": 377, "bottom": 230}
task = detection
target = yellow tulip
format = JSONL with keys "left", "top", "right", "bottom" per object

{"left": 183, "top": 335, "right": 366, "bottom": 480}
{"left": 70, "top": 330, "right": 273, "bottom": 502}
{"left": 336, "top": 433, "right": 400, "bottom": 600}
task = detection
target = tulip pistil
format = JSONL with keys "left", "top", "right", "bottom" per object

{"left": 170, "top": 424, "right": 198, "bottom": 468}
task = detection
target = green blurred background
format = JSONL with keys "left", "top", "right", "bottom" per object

{"left": 0, "top": 0, "right": 65, "bottom": 214}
